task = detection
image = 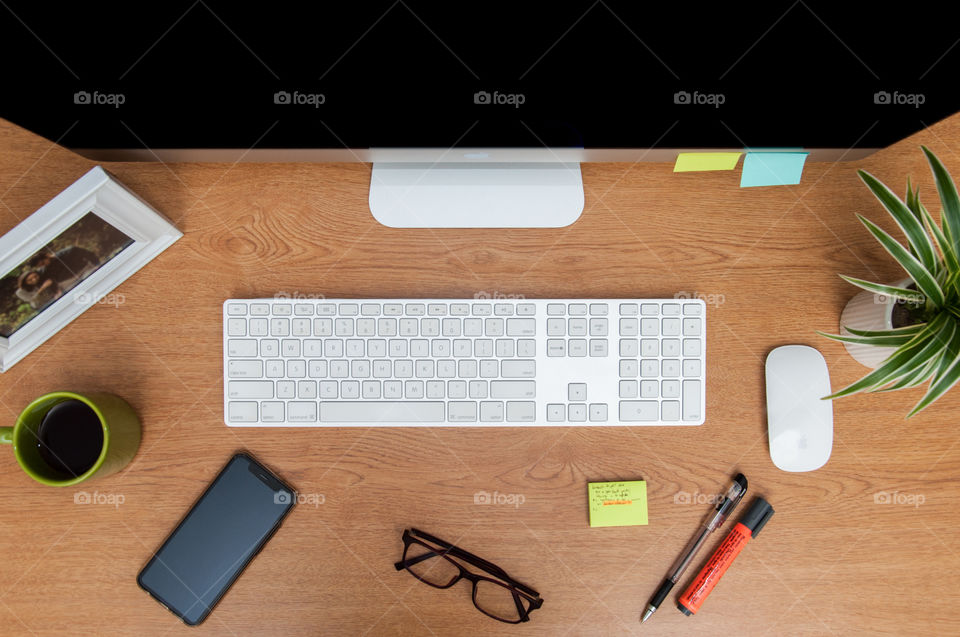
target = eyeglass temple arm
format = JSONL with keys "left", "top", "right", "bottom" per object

{"left": 393, "top": 551, "right": 435, "bottom": 571}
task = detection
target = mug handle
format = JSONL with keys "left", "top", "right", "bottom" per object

{"left": 0, "top": 427, "right": 12, "bottom": 444}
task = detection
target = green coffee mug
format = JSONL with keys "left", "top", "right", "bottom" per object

{"left": 0, "top": 391, "right": 141, "bottom": 486}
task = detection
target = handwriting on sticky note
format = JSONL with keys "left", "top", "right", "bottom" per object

{"left": 673, "top": 152, "right": 742, "bottom": 172}
{"left": 588, "top": 481, "right": 648, "bottom": 527}
{"left": 740, "top": 152, "right": 809, "bottom": 187}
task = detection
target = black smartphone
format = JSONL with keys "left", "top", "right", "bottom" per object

{"left": 137, "top": 452, "right": 295, "bottom": 625}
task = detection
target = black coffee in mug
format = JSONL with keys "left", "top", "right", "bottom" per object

{"left": 36, "top": 400, "right": 104, "bottom": 477}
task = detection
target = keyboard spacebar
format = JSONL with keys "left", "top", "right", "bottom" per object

{"left": 320, "top": 402, "right": 445, "bottom": 423}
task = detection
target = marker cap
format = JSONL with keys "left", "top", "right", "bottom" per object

{"left": 739, "top": 497, "right": 775, "bottom": 537}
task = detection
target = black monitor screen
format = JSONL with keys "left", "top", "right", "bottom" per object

{"left": 1, "top": 1, "right": 957, "bottom": 150}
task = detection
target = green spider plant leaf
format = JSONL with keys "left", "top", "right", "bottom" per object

{"left": 875, "top": 357, "right": 938, "bottom": 392}
{"left": 918, "top": 201, "right": 960, "bottom": 275}
{"left": 908, "top": 327, "right": 960, "bottom": 416}
{"left": 859, "top": 170, "right": 937, "bottom": 272}
{"left": 922, "top": 146, "right": 960, "bottom": 258}
{"left": 816, "top": 331, "right": 919, "bottom": 347}
{"left": 858, "top": 215, "right": 945, "bottom": 307}
{"left": 825, "top": 313, "right": 953, "bottom": 399}
{"left": 837, "top": 275, "right": 925, "bottom": 304}
{"left": 843, "top": 324, "right": 926, "bottom": 338}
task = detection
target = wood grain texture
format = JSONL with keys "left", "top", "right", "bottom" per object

{"left": 1, "top": 115, "right": 960, "bottom": 636}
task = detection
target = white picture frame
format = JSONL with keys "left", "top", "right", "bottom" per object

{"left": 0, "top": 166, "right": 181, "bottom": 372}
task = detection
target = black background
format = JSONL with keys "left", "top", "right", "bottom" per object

{"left": 1, "top": 1, "right": 957, "bottom": 150}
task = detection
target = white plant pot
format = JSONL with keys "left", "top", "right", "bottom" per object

{"left": 838, "top": 279, "right": 910, "bottom": 368}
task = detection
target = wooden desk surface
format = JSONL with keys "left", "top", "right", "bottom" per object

{"left": 1, "top": 116, "right": 959, "bottom": 637}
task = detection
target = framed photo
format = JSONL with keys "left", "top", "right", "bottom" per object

{"left": 0, "top": 166, "right": 181, "bottom": 372}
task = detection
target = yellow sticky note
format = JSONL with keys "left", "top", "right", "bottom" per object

{"left": 673, "top": 152, "right": 742, "bottom": 172}
{"left": 588, "top": 481, "right": 648, "bottom": 527}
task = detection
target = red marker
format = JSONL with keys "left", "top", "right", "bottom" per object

{"left": 677, "top": 497, "right": 774, "bottom": 616}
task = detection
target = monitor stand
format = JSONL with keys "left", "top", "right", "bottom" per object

{"left": 369, "top": 162, "right": 584, "bottom": 228}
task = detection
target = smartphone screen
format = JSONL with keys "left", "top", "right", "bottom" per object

{"left": 137, "top": 453, "right": 295, "bottom": 625}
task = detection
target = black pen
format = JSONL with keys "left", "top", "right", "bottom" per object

{"left": 641, "top": 473, "right": 747, "bottom": 624}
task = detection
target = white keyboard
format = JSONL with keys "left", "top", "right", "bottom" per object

{"left": 222, "top": 298, "right": 706, "bottom": 426}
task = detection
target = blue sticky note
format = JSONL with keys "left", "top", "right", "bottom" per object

{"left": 740, "top": 152, "right": 809, "bottom": 187}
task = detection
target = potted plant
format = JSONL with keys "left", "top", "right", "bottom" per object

{"left": 820, "top": 147, "right": 960, "bottom": 417}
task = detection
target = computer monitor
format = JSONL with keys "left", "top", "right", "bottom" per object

{"left": 2, "top": 3, "right": 957, "bottom": 226}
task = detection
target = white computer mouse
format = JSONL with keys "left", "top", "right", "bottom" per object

{"left": 765, "top": 345, "right": 833, "bottom": 472}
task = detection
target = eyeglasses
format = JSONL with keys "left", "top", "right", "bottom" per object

{"left": 394, "top": 528, "right": 544, "bottom": 623}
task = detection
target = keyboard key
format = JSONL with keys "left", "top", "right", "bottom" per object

{"left": 261, "top": 402, "right": 284, "bottom": 423}
{"left": 490, "top": 381, "right": 536, "bottom": 398}
{"left": 547, "top": 404, "right": 565, "bottom": 421}
{"left": 361, "top": 303, "right": 381, "bottom": 316}
{"left": 384, "top": 303, "right": 403, "bottom": 316}
{"left": 683, "top": 359, "right": 701, "bottom": 377}
{"left": 270, "top": 318, "right": 290, "bottom": 337}
{"left": 272, "top": 304, "right": 292, "bottom": 315}
{"left": 437, "top": 360, "right": 457, "bottom": 377}
{"left": 589, "top": 339, "right": 608, "bottom": 357}
{"left": 662, "top": 401, "right": 681, "bottom": 421}
{"left": 277, "top": 381, "right": 296, "bottom": 399}
{"left": 428, "top": 303, "right": 447, "bottom": 316}
{"left": 448, "top": 401, "right": 478, "bottom": 422}
{"left": 228, "top": 381, "right": 273, "bottom": 399}
{"left": 298, "top": 381, "right": 317, "bottom": 399}
{"left": 287, "top": 360, "right": 306, "bottom": 377}
{"left": 480, "top": 360, "right": 499, "bottom": 378}
{"left": 547, "top": 339, "right": 566, "bottom": 357}
{"left": 484, "top": 318, "right": 504, "bottom": 336}
{"left": 342, "top": 381, "right": 360, "bottom": 398}
{"left": 683, "top": 339, "right": 701, "bottom": 357}
{"left": 568, "top": 404, "right": 587, "bottom": 421}
{"left": 517, "top": 303, "right": 536, "bottom": 315}
{"left": 228, "top": 339, "right": 258, "bottom": 357}
{"left": 568, "top": 303, "right": 587, "bottom": 315}
{"left": 313, "top": 318, "right": 333, "bottom": 336}
{"left": 471, "top": 304, "right": 492, "bottom": 316}
{"left": 662, "top": 318, "right": 681, "bottom": 336}
{"left": 589, "top": 404, "right": 608, "bottom": 422}
{"left": 367, "top": 339, "right": 386, "bottom": 357}
{"left": 620, "top": 401, "right": 658, "bottom": 421}
{"left": 620, "top": 380, "right": 638, "bottom": 398}
{"left": 431, "top": 340, "right": 451, "bottom": 357}
{"left": 319, "top": 381, "right": 338, "bottom": 398}
{"left": 320, "top": 402, "right": 446, "bottom": 422}
{"left": 546, "top": 303, "right": 565, "bottom": 315}
{"left": 619, "top": 360, "right": 638, "bottom": 377}
{"left": 495, "top": 339, "right": 514, "bottom": 357}
{"left": 640, "top": 380, "right": 659, "bottom": 398}
{"left": 410, "top": 340, "right": 429, "bottom": 357}
{"left": 450, "top": 303, "right": 469, "bottom": 315}
{"left": 589, "top": 318, "right": 608, "bottom": 336}
{"left": 363, "top": 381, "right": 382, "bottom": 398}
{"left": 469, "top": 380, "right": 488, "bottom": 398}
{"left": 352, "top": 360, "right": 371, "bottom": 378}
{"left": 399, "top": 318, "right": 418, "bottom": 336}
{"left": 317, "top": 304, "right": 336, "bottom": 316}
{"left": 662, "top": 380, "right": 680, "bottom": 398}
{"left": 620, "top": 303, "right": 639, "bottom": 315}
{"left": 507, "top": 318, "right": 536, "bottom": 336}
{"left": 683, "top": 318, "right": 702, "bottom": 336}
{"left": 228, "top": 402, "right": 258, "bottom": 423}
{"left": 620, "top": 318, "right": 638, "bottom": 336}
{"left": 662, "top": 359, "right": 680, "bottom": 377}
{"left": 395, "top": 360, "right": 413, "bottom": 378}
{"left": 507, "top": 401, "right": 536, "bottom": 422}
{"left": 294, "top": 304, "right": 314, "bottom": 316}
{"left": 383, "top": 380, "right": 402, "bottom": 398}
{"left": 249, "top": 303, "right": 270, "bottom": 316}
{"left": 378, "top": 318, "right": 397, "bottom": 336}
{"left": 589, "top": 303, "right": 608, "bottom": 316}
{"left": 458, "top": 360, "right": 478, "bottom": 378}
{"left": 568, "top": 383, "right": 587, "bottom": 401}
{"left": 249, "top": 318, "right": 268, "bottom": 336}
{"left": 640, "top": 303, "right": 659, "bottom": 315}
{"left": 336, "top": 318, "right": 354, "bottom": 336}
{"left": 662, "top": 303, "right": 681, "bottom": 315}
{"left": 442, "top": 318, "right": 461, "bottom": 336}
{"left": 517, "top": 339, "right": 536, "bottom": 357}
{"left": 421, "top": 318, "right": 440, "bottom": 336}
{"left": 547, "top": 318, "right": 565, "bottom": 336}
{"left": 641, "top": 360, "right": 659, "bottom": 377}
{"left": 227, "top": 318, "right": 246, "bottom": 336}
{"left": 480, "top": 401, "right": 504, "bottom": 422}
{"left": 262, "top": 340, "right": 280, "bottom": 357}
{"left": 330, "top": 360, "right": 348, "bottom": 378}
{"left": 474, "top": 339, "right": 493, "bottom": 357}
{"left": 339, "top": 303, "right": 358, "bottom": 316}
{"left": 405, "top": 303, "right": 426, "bottom": 316}
{"left": 266, "top": 360, "right": 284, "bottom": 378}
{"left": 569, "top": 339, "right": 588, "bottom": 357}
{"left": 641, "top": 318, "right": 659, "bottom": 336}
{"left": 494, "top": 304, "right": 513, "bottom": 316}
{"left": 416, "top": 360, "right": 435, "bottom": 378}
{"left": 640, "top": 339, "right": 658, "bottom": 356}
{"left": 309, "top": 360, "right": 329, "bottom": 378}
{"left": 683, "top": 380, "right": 702, "bottom": 421}
{"left": 426, "top": 380, "right": 445, "bottom": 399}
{"left": 282, "top": 340, "right": 301, "bottom": 357}
{"left": 346, "top": 340, "right": 365, "bottom": 357}
{"left": 292, "top": 318, "right": 311, "bottom": 336}
{"left": 620, "top": 339, "right": 639, "bottom": 357}
{"left": 568, "top": 318, "right": 588, "bottom": 336}
{"left": 464, "top": 318, "right": 483, "bottom": 336}
{"left": 501, "top": 360, "right": 535, "bottom": 378}
{"left": 662, "top": 339, "right": 680, "bottom": 357}
{"left": 228, "top": 360, "right": 263, "bottom": 378}
{"left": 683, "top": 303, "right": 702, "bottom": 315}
{"left": 448, "top": 380, "right": 467, "bottom": 398}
